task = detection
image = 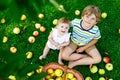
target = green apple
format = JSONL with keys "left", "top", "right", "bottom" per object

{"left": 99, "top": 77, "right": 105, "bottom": 80}
{"left": 54, "top": 68, "right": 63, "bottom": 77}
{"left": 8, "top": 75, "right": 16, "bottom": 80}
{"left": 53, "top": 19, "right": 58, "bottom": 25}
{"left": 1, "top": 18, "right": 5, "bottom": 24}
{"left": 98, "top": 69, "right": 105, "bottom": 75}
{"left": 13, "top": 27, "right": 20, "bottom": 34}
{"left": 109, "top": 78, "right": 113, "bottom": 80}
{"left": 75, "top": 10, "right": 80, "bottom": 15}
{"left": 3, "top": 36, "right": 8, "bottom": 43}
{"left": 38, "top": 13, "right": 44, "bottom": 19}
{"left": 35, "top": 23, "right": 41, "bottom": 29}
{"left": 85, "top": 76, "right": 92, "bottom": 80}
{"left": 90, "top": 65, "right": 98, "bottom": 73}
{"left": 101, "top": 12, "right": 107, "bottom": 18}
{"left": 36, "top": 66, "right": 43, "bottom": 74}
{"left": 71, "top": 77, "right": 77, "bottom": 80}
{"left": 66, "top": 72, "right": 74, "bottom": 79}
{"left": 105, "top": 63, "right": 113, "bottom": 71}
{"left": 26, "top": 52, "right": 33, "bottom": 59}
{"left": 27, "top": 71, "right": 34, "bottom": 76}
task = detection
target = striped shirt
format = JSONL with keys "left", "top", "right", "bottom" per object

{"left": 70, "top": 18, "right": 101, "bottom": 46}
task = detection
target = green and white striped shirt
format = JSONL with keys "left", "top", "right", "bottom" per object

{"left": 70, "top": 18, "right": 101, "bottom": 46}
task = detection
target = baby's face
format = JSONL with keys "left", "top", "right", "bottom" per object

{"left": 57, "top": 23, "right": 69, "bottom": 35}
{"left": 82, "top": 14, "right": 97, "bottom": 28}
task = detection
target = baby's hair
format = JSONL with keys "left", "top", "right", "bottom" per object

{"left": 58, "top": 17, "right": 70, "bottom": 25}
{"left": 82, "top": 5, "right": 101, "bottom": 22}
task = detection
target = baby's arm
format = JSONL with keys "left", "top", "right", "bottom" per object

{"left": 60, "top": 40, "right": 70, "bottom": 47}
{"left": 48, "top": 31, "right": 59, "bottom": 47}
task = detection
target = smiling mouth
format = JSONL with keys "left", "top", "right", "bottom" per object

{"left": 61, "top": 31, "right": 65, "bottom": 33}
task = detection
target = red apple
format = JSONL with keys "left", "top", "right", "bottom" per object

{"left": 103, "top": 57, "right": 110, "bottom": 63}
{"left": 33, "top": 31, "right": 39, "bottom": 36}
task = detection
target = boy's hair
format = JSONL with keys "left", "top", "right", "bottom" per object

{"left": 82, "top": 5, "right": 101, "bottom": 22}
{"left": 58, "top": 17, "right": 70, "bottom": 26}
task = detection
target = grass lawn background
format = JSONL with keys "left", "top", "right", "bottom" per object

{"left": 0, "top": 0, "right": 120, "bottom": 80}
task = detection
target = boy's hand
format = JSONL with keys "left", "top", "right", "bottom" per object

{"left": 76, "top": 47, "right": 85, "bottom": 53}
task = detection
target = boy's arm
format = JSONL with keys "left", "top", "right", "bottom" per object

{"left": 76, "top": 39, "right": 98, "bottom": 53}
{"left": 48, "top": 31, "right": 58, "bottom": 46}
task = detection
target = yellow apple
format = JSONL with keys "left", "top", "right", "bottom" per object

{"left": 47, "top": 68, "right": 54, "bottom": 74}
{"left": 13, "top": 27, "right": 20, "bottom": 34}
{"left": 118, "top": 28, "right": 120, "bottom": 34}
{"left": 28, "top": 36, "right": 35, "bottom": 43}
{"left": 53, "top": 19, "right": 58, "bottom": 25}
{"left": 98, "top": 69, "right": 105, "bottom": 75}
{"left": 55, "top": 77, "right": 62, "bottom": 80}
{"left": 36, "top": 66, "right": 43, "bottom": 73}
{"left": 71, "top": 77, "right": 77, "bottom": 80}
{"left": 105, "top": 63, "right": 113, "bottom": 71}
{"left": 75, "top": 10, "right": 80, "bottom": 16}
{"left": 101, "top": 12, "right": 107, "bottom": 18}
{"left": 45, "top": 75, "right": 51, "bottom": 79}
{"left": 27, "top": 71, "right": 34, "bottom": 76}
{"left": 99, "top": 77, "right": 105, "bottom": 80}
{"left": 66, "top": 72, "right": 74, "bottom": 79}
{"left": 58, "top": 5, "right": 63, "bottom": 11}
{"left": 40, "top": 26, "right": 46, "bottom": 32}
{"left": 21, "top": 14, "right": 26, "bottom": 21}
{"left": 26, "top": 52, "right": 33, "bottom": 59}
{"left": 1, "top": 18, "right": 5, "bottom": 24}
{"left": 10, "top": 47, "right": 17, "bottom": 54}
{"left": 35, "top": 23, "right": 41, "bottom": 29}
{"left": 54, "top": 68, "right": 63, "bottom": 77}
{"left": 8, "top": 75, "right": 16, "bottom": 80}
{"left": 90, "top": 65, "right": 98, "bottom": 73}
{"left": 38, "top": 13, "right": 44, "bottom": 19}
{"left": 3, "top": 36, "right": 8, "bottom": 43}
{"left": 85, "top": 76, "right": 92, "bottom": 80}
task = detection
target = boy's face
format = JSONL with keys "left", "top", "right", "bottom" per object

{"left": 57, "top": 23, "right": 69, "bottom": 35}
{"left": 82, "top": 14, "right": 97, "bottom": 28}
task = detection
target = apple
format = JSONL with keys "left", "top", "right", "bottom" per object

{"left": 10, "top": 47, "right": 17, "bottom": 54}
{"left": 75, "top": 10, "right": 80, "bottom": 16}
{"left": 71, "top": 77, "right": 77, "bottom": 80}
{"left": 54, "top": 68, "right": 63, "bottom": 77}
{"left": 85, "top": 76, "right": 92, "bottom": 80}
{"left": 45, "top": 75, "right": 51, "bottom": 79}
{"left": 47, "top": 68, "right": 54, "bottom": 74}
{"left": 103, "top": 56, "right": 110, "bottom": 63}
{"left": 66, "top": 72, "right": 74, "bottom": 79}
{"left": 33, "top": 31, "right": 39, "bottom": 37}
{"left": 58, "top": 5, "right": 63, "bottom": 11}
{"left": 3, "top": 36, "right": 8, "bottom": 43}
{"left": 28, "top": 36, "right": 35, "bottom": 43}
{"left": 55, "top": 77, "right": 62, "bottom": 80}
{"left": 36, "top": 66, "right": 43, "bottom": 73}
{"left": 40, "top": 26, "right": 46, "bottom": 32}
{"left": 109, "top": 78, "right": 113, "bottom": 80}
{"left": 13, "top": 27, "right": 20, "bottom": 34}
{"left": 101, "top": 12, "right": 107, "bottom": 18}
{"left": 35, "top": 23, "right": 41, "bottom": 29}
{"left": 53, "top": 19, "right": 58, "bottom": 25}
{"left": 26, "top": 52, "right": 33, "bottom": 59}
{"left": 1, "top": 18, "right": 5, "bottom": 24}
{"left": 8, "top": 75, "right": 16, "bottom": 80}
{"left": 105, "top": 63, "right": 113, "bottom": 71}
{"left": 27, "top": 71, "right": 34, "bottom": 76}
{"left": 90, "top": 65, "right": 98, "bottom": 73}
{"left": 38, "top": 13, "right": 44, "bottom": 19}
{"left": 21, "top": 14, "right": 26, "bottom": 21}
{"left": 98, "top": 69, "right": 105, "bottom": 75}
{"left": 99, "top": 77, "right": 105, "bottom": 80}
{"left": 118, "top": 28, "right": 120, "bottom": 34}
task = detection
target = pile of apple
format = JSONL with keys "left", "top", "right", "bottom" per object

{"left": 42, "top": 63, "right": 84, "bottom": 80}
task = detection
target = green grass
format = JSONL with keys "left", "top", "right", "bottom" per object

{"left": 0, "top": 0, "right": 120, "bottom": 80}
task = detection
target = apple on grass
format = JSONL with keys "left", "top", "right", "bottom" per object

{"left": 85, "top": 76, "right": 92, "bottom": 80}
{"left": 10, "top": 47, "right": 17, "bottom": 54}
{"left": 75, "top": 10, "right": 80, "bottom": 16}
{"left": 90, "top": 65, "right": 98, "bottom": 73}
{"left": 103, "top": 56, "right": 110, "bottom": 63}
{"left": 26, "top": 52, "right": 33, "bottom": 59}
{"left": 27, "top": 71, "right": 34, "bottom": 76}
{"left": 105, "top": 63, "right": 113, "bottom": 71}
{"left": 28, "top": 36, "right": 35, "bottom": 43}
{"left": 101, "top": 12, "right": 107, "bottom": 18}
{"left": 21, "top": 14, "right": 26, "bottom": 21}
{"left": 35, "top": 23, "right": 41, "bottom": 29}
{"left": 98, "top": 69, "right": 105, "bottom": 75}
{"left": 1, "top": 18, "right": 5, "bottom": 24}
{"left": 38, "top": 13, "right": 44, "bottom": 19}
{"left": 53, "top": 19, "right": 58, "bottom": 25}
{"left": 3, "top": 36, "right": 8, "bottom": 43}
{"left": 8, "top": 75, "right": 16, "bottom": 80}
{"left": 40, "top": 26, "right": 46, "bottom": 32}
{"left": 33, "top": 31, "right": 39, "bottom": 37}
{"left": 13, "top": 27, "right": 20, "bottom": 34}
{"left": 54, "top": 68, "right": 63, "bottom": 77}
{"left": 99, "top": 77, "right": 105, "bottom": 80}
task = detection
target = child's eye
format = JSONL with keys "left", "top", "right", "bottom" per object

{"left": 65, "top": 27, "right": 68, "bottom": 29}
{"left": 61, "top": 26, "right": 64, "bottom": 28}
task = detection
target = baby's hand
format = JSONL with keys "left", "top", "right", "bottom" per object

{"left": 39, "top": 55, "right": 46, "bottom": 60}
